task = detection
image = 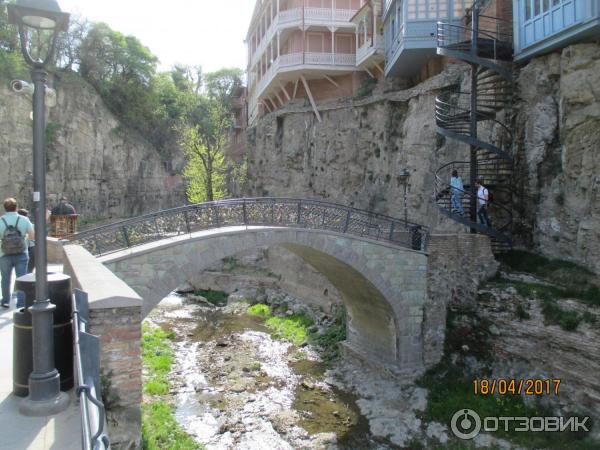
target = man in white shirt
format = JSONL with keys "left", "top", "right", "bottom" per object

{"left": 475, "top": 179, "right": 491, "bottom": 227}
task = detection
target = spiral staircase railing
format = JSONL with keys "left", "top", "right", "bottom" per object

{"left": 67, "top": 198, "right": 430, "bottom": 256}
{"left": 434, "top": 6, "right": 514, "bottom": 250}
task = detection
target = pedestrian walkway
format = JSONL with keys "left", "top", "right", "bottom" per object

{"left": 0, "top": 267, "right": 81, "bottom": 450}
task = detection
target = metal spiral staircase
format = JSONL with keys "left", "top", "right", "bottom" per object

{"left": 434, "top": 3, "right": 514, "bottom": 250}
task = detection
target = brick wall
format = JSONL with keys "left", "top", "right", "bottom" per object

{"left": 424, "top": 233, "right": 499, "bottom": 366}
{"left": 89, "top": 306, "right": 142, "bottom": 450}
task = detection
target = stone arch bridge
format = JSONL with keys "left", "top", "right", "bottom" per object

{"left": 69, "top": 198, "right": 432, "bottom": 374}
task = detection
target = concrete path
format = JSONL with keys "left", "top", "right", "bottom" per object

{"left": 0, "top": 266, "right": 81, "bottom": 450}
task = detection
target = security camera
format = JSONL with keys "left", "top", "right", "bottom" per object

{"left": 11, "top": 79, "right": 57, "bottom": 107}
{"left": 11, "top": 79, "right": 34, "bottom": 95}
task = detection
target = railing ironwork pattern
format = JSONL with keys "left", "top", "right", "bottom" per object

{"left": 72, "top": 289, "right": 110, "bottom": 450}
{"left": 68, "top": 198, "right": 430, "bottom": 256}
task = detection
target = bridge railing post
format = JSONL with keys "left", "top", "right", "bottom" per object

{"left": 183, "top": 210, "right": 191, "bottom": 234}
{"left": 153, "top": 217, "right": 160, "bottom": 238}
{"left": 271, "top": 199, "right": 275, "bottom": 224}
{"left": 213, "top": 205, "right": 220, "bottom": 228}
{"left": 121, "top": 227, "right": 131, "bottom": 248}
{"left": 388, "top": 221, "right": 395, "bottom": 241}
{"left": 242, "top": 199, "right": 248, "bottom": 225}
{"left": 343, "top": 209, "right": 351, "bottom": 233}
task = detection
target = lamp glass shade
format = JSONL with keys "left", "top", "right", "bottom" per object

{"left": 22, "top": 15, "right": 57, "bottom": 29}
{"left": 8, "top": 0, "right": 70, "bottom": 32}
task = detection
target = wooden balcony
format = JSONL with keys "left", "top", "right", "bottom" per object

{"left": 249, "top": 6, "right": 358, "bottom": 69}
{"left": 255, "top": 51, "right": 357, "bottom": 100}
{"left": 279, "top": 6, "right": 358, "bottom": 25}
{"left": 356, "top": 39, "right": 385, "bottom": 66}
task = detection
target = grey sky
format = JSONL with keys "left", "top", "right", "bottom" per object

{"left": 58, "top": 0, "right": 254, "bottom": 73}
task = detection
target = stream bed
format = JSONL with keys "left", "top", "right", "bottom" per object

{"left": 148, "top": 293, "right": 399, "bottom": 450}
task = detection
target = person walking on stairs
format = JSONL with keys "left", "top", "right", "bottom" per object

{"left": 475, "top": 179, "right": 492, "bottom": 228}
{"left": 450, "top": 170, "right": 465, "bottom": 215}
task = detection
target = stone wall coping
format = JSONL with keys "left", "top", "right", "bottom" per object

{"left": 98, "top": 225, "right": 429, "bottom": 264}
{"left": 63, "top": 244, "right": 142, "bottom": 309}
{"left": 46, "top": 236, "right": 65, "bottom": 264}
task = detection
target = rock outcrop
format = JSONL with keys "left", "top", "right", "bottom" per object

{"left": 0, "top": 72, "right": 186, "bottom": 221}
{"left": 515, "top": 43, "right": 600, "bottom": 273}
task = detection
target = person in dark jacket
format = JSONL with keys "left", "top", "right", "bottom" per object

{"left": 51, "top": 197, "right": 76, "bottom": 216}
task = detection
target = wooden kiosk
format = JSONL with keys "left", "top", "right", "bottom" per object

{"left": 49, "top": 214, "right": 79, "bottom": 238}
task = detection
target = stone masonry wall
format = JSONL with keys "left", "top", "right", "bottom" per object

{"left": 88, "top": 306, "right": 142, "bottom": 450}
{"left": 103, "top": 228, "right": 429, "bottom": 373}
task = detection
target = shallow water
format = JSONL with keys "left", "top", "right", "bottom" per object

{"left": 151, "top": 294, "right": 396, "bottom": 450}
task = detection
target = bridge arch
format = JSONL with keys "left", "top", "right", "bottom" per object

{"left": 100, "top": 227, "right": 428, "bottom": 373}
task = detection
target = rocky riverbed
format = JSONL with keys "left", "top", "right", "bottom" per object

{"left": 147, "top": 293, "right": 409, "bottom": 450}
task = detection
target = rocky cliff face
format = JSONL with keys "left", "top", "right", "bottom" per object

{"left": 0, "top": 72, "right": 186, "bottom": 221}
{"left": 515, "top": 43, "right": 600, "bottom": 273}
{"left": 247, "top": 43, "right": 600, "bottom": 274}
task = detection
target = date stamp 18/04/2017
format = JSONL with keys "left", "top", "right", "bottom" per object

{"left": 472, "top": 378, "right": 561, "bottom": 396}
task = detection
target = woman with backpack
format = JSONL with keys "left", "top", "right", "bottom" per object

{"left": 0, "top": 198, "right": 34, "bottom": 309}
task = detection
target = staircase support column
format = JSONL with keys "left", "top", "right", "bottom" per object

{"left": 469, "top": 3, "right": 480, "bottom": 231}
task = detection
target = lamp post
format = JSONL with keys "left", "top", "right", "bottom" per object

{"left": 8, "top": 0, "right": 70, "bottom": 416}
{"left": 398, "top": 168, "right": 410, "bottom": 226}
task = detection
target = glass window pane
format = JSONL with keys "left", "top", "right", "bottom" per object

{"left": 525, "top": 0, "right": 531, "bottom": 19}
{"left": 534, "top": 0, "right": 540, "bottom": 15}
{"left": 543, "top": 0, "right": 549, "bottom": 11}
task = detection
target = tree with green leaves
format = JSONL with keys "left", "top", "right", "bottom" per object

{"left": 204, "top": 68, "right": 243, "bottom": 104}
{"left": 179, "top": 98, "right": 230, "bottom": 203}
{"left": 179, "top": 68, "right": 247, "bottom": 203}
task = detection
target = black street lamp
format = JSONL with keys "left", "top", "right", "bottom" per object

{"left": 8, "top": 0, "right": 70, "bottom": 416}
{"left": 398, "top": 168, "right": 410, "bottom": 226}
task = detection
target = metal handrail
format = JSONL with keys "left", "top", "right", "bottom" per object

{"left": 435, "top": 95, "right": 513, "bottom": 146}
{"left": 68, "top": 198, "right": 431, "bottom": 255}
{"left": 72, "top": 290, "right": 110, "bottom": 450}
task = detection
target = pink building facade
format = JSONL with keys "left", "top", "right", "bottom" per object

{"left": 247, "top": 0, "right": 382, "bottom": 124}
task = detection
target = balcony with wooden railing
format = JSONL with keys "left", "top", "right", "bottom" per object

{"left": 356, "top": 38, "right": 384, "bottom": 66}
{"left": 249, "top": 5, "right": 358, "bottom": 69}
{"left": 254, "top": 50, "right": 357, "bottom": 100}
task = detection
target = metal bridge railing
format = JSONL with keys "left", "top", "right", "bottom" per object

{"left": 72, "top": 289, "right": 110, "bottom": 450}
{"left": 68, "top": 198, "right": 430, "bottom": 256}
